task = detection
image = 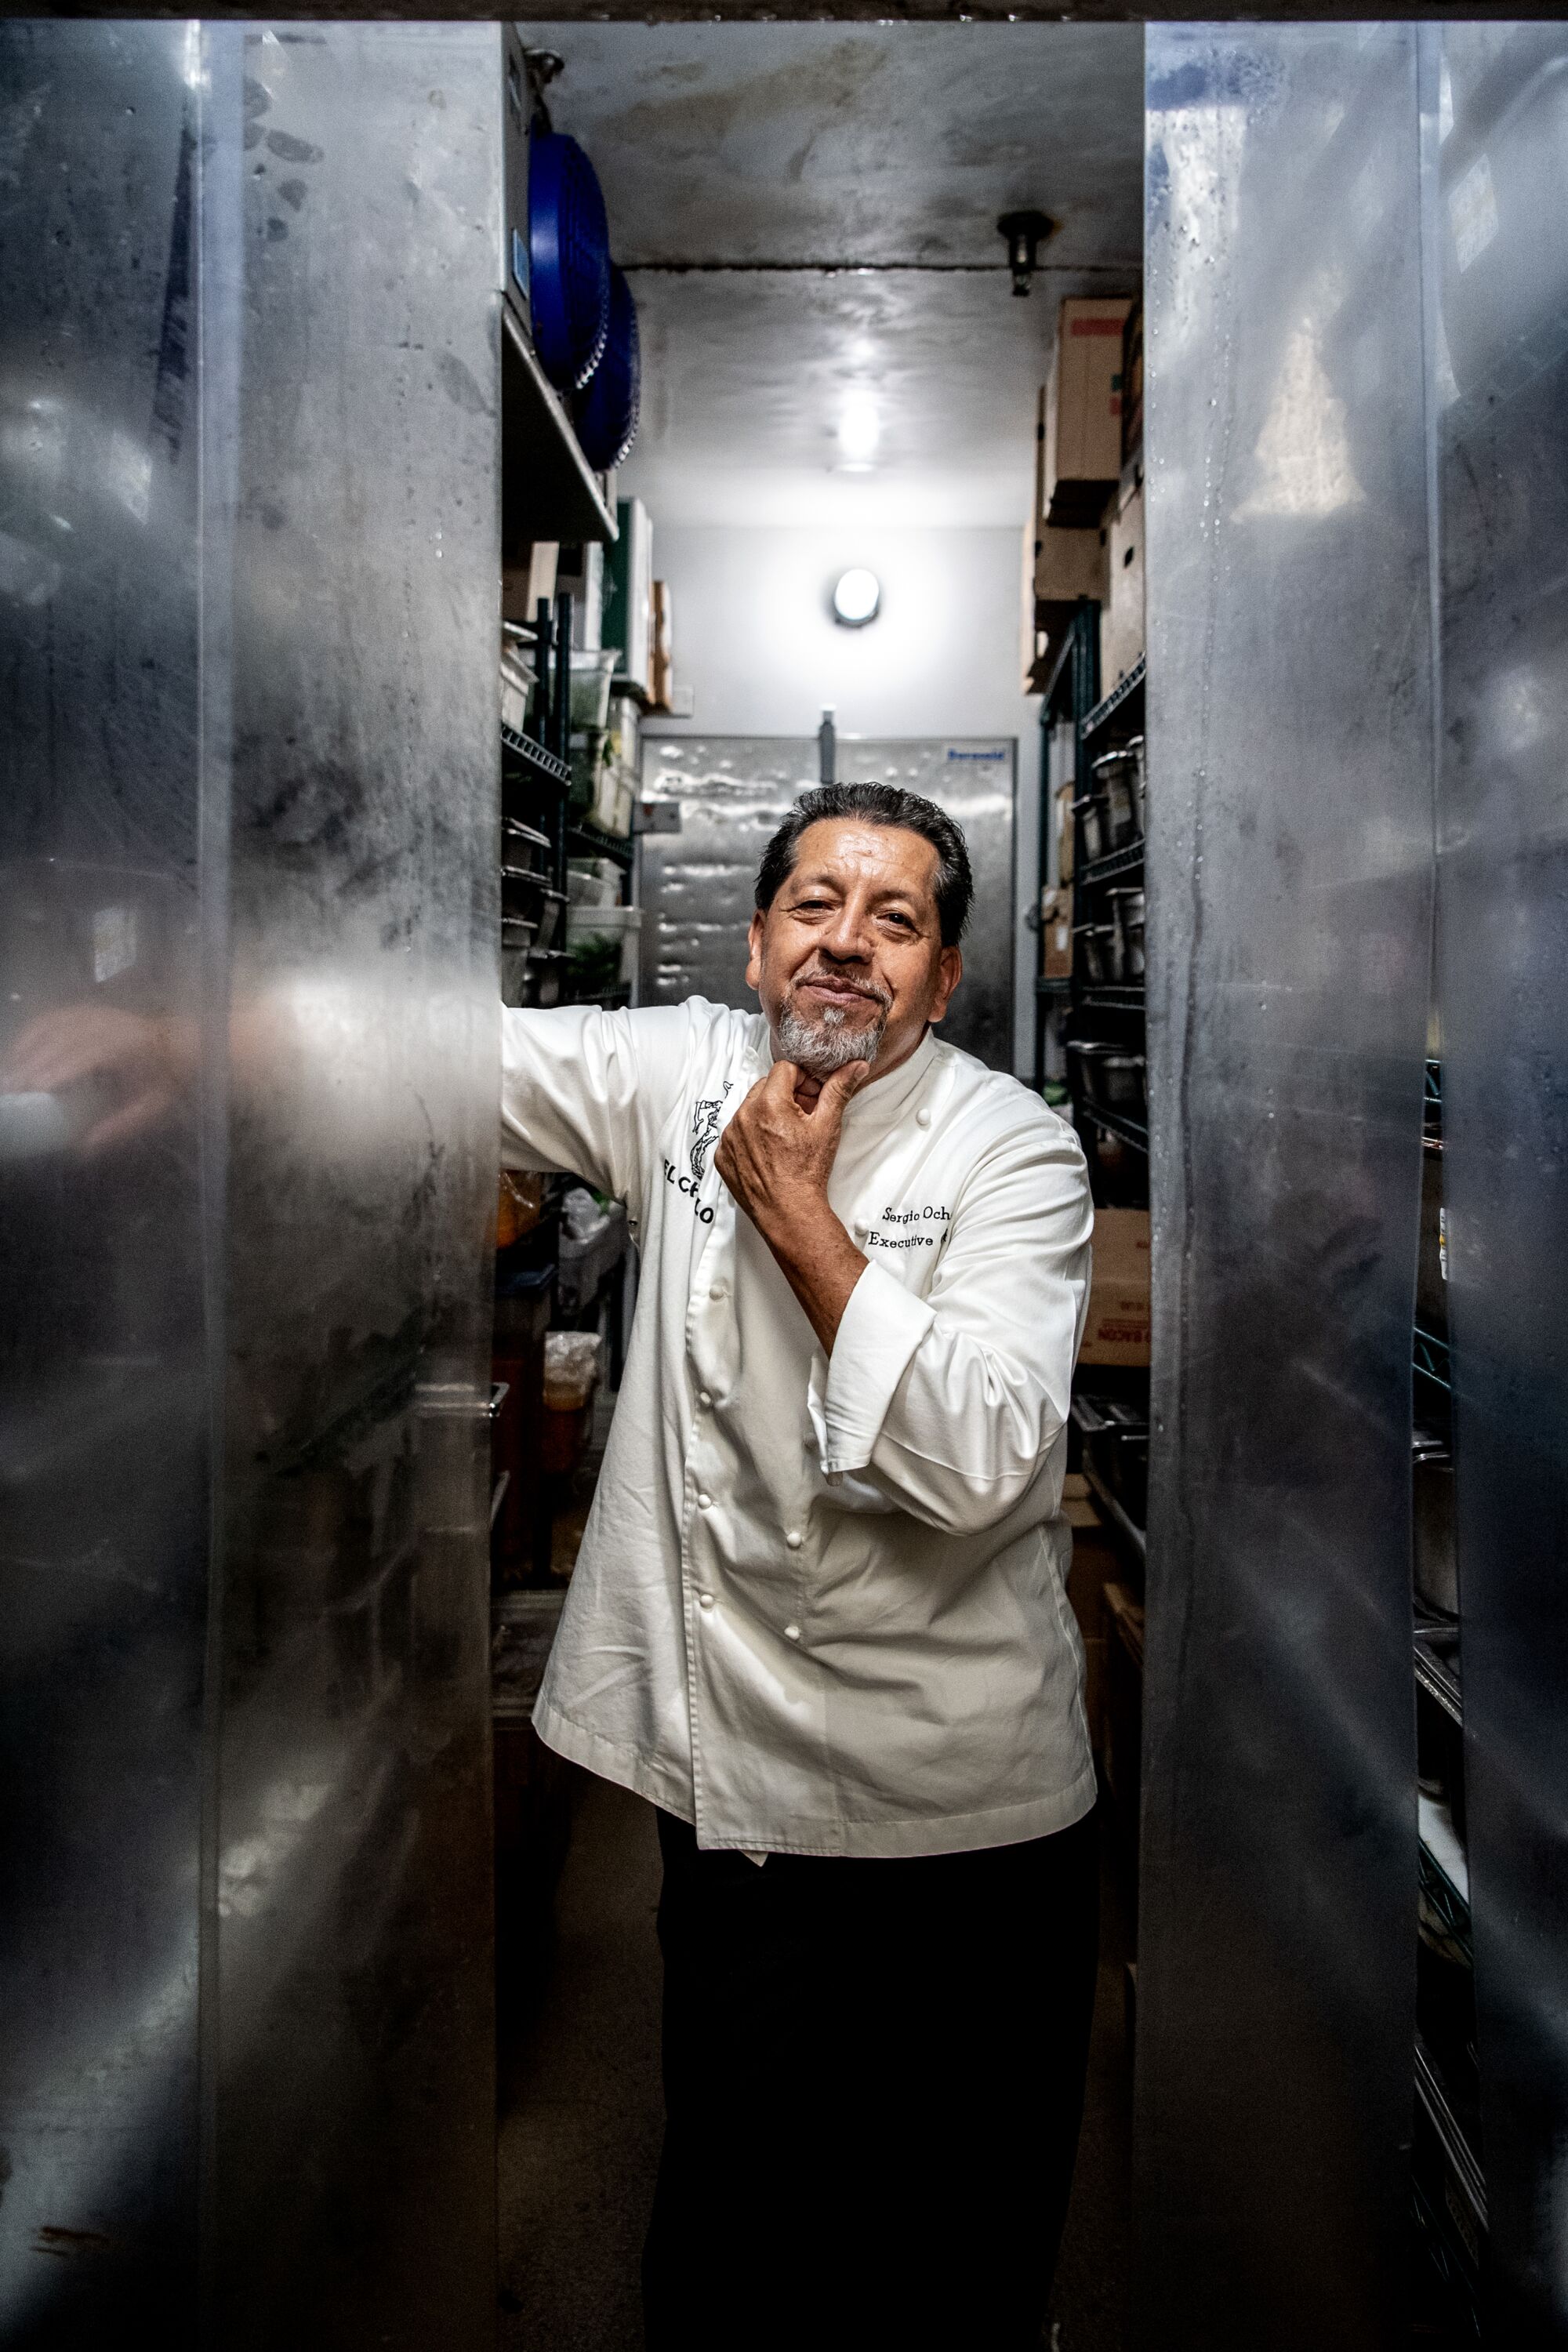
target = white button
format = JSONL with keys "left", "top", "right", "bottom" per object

{"left": 785, "top": 1530, "right": 802, "bottom": 1551}
{"left": 699, "top": 1592, "right": 713, "bottom": 1610}
{"left": 710, "top": 1283, "right": 727, "bottom": 1301}
{"left": 916, "top": 1106, "right": 932, "bottom": 1128}
{"left": 699, "top": 1390, "right": 713, "bottom": 1408}
{"left": 698, "top": 1493, "right": 712, "bottom": 1510}
{"left": 784, "top": 1623, "right": 800, "bottom": 1642}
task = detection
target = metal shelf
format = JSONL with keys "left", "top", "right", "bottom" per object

{"left": 503, "top": 815, "right": 553, "bottom": 854}
{"left": 1036, "top": 619, "right": 1082, "bottom": 714}
{"left": 1083, "top": 1457, "right": 1149, "bottom": 1565}
{"left": 502, "top": 723, "right": 571, "bottom": 792}
{"left": 1415, "top": 2034, "right": 1487, "bottom": 2237}
{"left": 1080, "top": 654, "right": 1146, "bottom": 742}
{"left": 501, "top": 303, "right": 618, "bottom": 546}
{"left": 1414, "top": 1635, "right": 1463, "bottom": 1727}
{"left": 1078, "top": 1101, "right": 1149, "bottom": 1155}
{"left": 1414, "top": 1324, "right": 1452, "bottom": 1392}
{"left": 568, "top": 822, "right": 635, "bottom": 870}
{"left": 1077, "top": 837, "right": 1145, "bottom": 887}
{"left": 1080, "top": 984, "right": 1145, "bottom": 1011}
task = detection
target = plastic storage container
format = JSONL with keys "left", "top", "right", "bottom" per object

{"left": 1108, "top": 885, "right": 1146, "bottom": 978}
{"left": 566, "top": 902, "right": 642, "bottom": 986}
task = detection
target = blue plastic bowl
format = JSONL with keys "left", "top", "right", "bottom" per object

{"left": 529, "top": 131, "right": 611, "bottom": 392}
{"left": 574, "top": 267, "right": 641, "bottom": 471}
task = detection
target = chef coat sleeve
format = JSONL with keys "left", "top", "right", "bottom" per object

{"left": 500, "top": 1002, "right": 691, "bottom": 1221}
{"left": 818, "top": 1110, "right": 1092, "bottom": 1534}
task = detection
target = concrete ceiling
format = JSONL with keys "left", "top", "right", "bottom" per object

{"left": 526, "top": 23, "right": 1144, "bottom": 526}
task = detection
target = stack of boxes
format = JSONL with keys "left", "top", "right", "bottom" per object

{"left": 1024, "top": 295, "right": 1145, "bottom": 696}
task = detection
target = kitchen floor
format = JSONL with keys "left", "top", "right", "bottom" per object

{"left": 495, "top": 1769, "right": 1134, "bottom": 2350}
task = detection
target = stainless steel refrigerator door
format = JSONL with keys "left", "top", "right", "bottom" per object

{"left": 1431, "top": 25, "right": 1568, "bottom": 2341}
{"left": 0, "top": 24, "right": 210, "bottom": 2339}
{"left": 0, "top": 24, "right": 500, "bottom": 2347}
{"left": 212, "top": 25, "right": 499, "bottom": 2349}
{"left": 639, "top": 736, "right": 1015, "bottom": 1070}
{"left": 1136, "top": 26, "right": 1433, "bottom": 2348}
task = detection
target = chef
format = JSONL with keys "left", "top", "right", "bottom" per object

{"left": 502, "top": 782, "right": 1098, "bottom": 2352}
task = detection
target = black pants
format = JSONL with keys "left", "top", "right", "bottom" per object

{"left": 642, "top": 1806, "right": 1100, "bottom": 2352}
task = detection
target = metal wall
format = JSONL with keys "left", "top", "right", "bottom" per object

{"left": 1431, "top": 27, "right": 1568, "bottom": 2343}
{"left": 0, "top": 25, "right": 499, "bottom": 2346}
{"left": 640, "top": 735, "right": 1015, "bottom": 1070}
{"left": 1136, "top": 27, "right": 1434, "bottom": 2347}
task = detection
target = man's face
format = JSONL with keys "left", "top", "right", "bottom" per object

{"left": 745, "top": 818, "right": 963, "bottom": 1081}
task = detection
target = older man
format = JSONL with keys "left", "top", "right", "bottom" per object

{"left": 503, "top": 782, "right": 1097, "bottom": 2352}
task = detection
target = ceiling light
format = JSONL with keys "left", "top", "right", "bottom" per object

{"left": 837, "top": 391, "right": 880, "bottom": 470}
{"left": 832, "top": 568, "right": 880, "bottom": 628}
{"left": 996, "top": 208, "right": 1055, "bottom": 297}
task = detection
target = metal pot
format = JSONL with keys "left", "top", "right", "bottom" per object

{"left": 1414, "top": 1439, "right": 1458, "bottom": 1616}
{"left": 1125, "top": 735, "right": 1147, "bottom": 837}
{"left": 1069, "top": 1039, "right": 1147, "bottom": 1113}
{"left": 1073, "top": 923, "right": 1116, "bottom": 985}
{"left": 1072, "top": 792, "right": 1108, "bottom": 864}
{"left": 1092, "top": 748, "right": 1140, "bottom": 849}
{"left": 1109, "top": 885, "right": 1146, "bottom": 979}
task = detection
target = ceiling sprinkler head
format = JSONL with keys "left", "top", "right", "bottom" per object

{"left": 996, "top": 209, "right": 1054, "bottom": 298}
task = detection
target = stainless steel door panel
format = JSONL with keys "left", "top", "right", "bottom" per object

{"left": 0, "top": 24, "right": 499, "bottom": 2346}
{"left": 0, "top": 27, "right": 208, "bottom": 2336}
{"left": 1137, "top": 27, "right": 1432, "bottom": 2347}
{"left": 1432, "top": 26, "right": 1568, "bottom": 2339}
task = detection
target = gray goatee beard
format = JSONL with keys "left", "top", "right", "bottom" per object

{"left": 775, "top": 998, "right": 887, "bottom": 1077}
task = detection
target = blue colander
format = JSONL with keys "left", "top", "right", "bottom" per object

{"left": 574, "top": 267, "right": 641, "bottom": 471}
{"left": 528, "top": 131, "right": 611, "bottom": 391}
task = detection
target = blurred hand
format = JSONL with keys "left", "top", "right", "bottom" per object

{"left": 2, "top": 1005, "right": 198, "bottom": 1153}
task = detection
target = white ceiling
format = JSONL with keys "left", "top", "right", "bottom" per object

{"left": 526, "top": 23, "right": 1145, "bottom": 527}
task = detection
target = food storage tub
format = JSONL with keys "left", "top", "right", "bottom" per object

{"left": 1071, "top": 792, "right": 1109, "bottom": 865}
{"left": 1068, "top": 1039, "right": 1147, "bottom": 1113}
{"left": 1124, "top": 735, "right": 1147, "bottom": 837}
{"left": 1092, "top": 746, "right": 1141, "bottom": 848}
{"left": 1108, "top": 885, "right": 1146, "bottom": 979}
{"left": 566, "top": 902, "right": 643, "bottom": 986}
{"left": 570, "top": 648, "right": 622, "bottom": 735}
{"left": 1074, "top": 923, "right": 1116, "bottom": 985}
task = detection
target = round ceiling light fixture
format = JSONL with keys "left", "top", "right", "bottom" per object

{"left": 832, "top": 568, "right": 881, "bottom": 628}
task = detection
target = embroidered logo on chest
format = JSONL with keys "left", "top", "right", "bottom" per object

{"left": 689, "top": 1085, "right": 731, "bottom": 1185}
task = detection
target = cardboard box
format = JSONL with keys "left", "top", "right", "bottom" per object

{"left": 1100, "top": 466, "right": 1145, "bottom": 691}
{"left": 1079, "top": 1206, "right": 1151, "bottom": 1367}
{"left": 648, "top": 579, "right": 673, "bottom": 713}
{"left": 1044, "top": 297, "right": 1134, "bottom": 528}
{"left": 1040, "top": 884, "right": 1073, "bottom": 979}
{"left": 503, "top": 541, "right": 558, "bottom": 626}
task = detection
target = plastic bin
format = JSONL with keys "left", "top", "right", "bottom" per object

{"left": 570, "top": 648, "right": 621, "bottom": 735}
{"left": 566, "top": 902, "right": 642, "bottom": 985}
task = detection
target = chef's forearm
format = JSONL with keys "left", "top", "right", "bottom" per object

{"left": 756, "top": 1202, "right": 867, "bottom": 1354}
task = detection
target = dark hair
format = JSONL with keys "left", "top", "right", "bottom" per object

{"left": 754, "top": 783, "right": 973, "bottom": 946}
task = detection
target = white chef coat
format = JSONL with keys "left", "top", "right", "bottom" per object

{"left": 501, "top": 996, "right": 1096, "bottom": 1859}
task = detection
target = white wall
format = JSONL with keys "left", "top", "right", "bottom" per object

{"left": 642, "top": 522, "right": 1040, "bottom": 1073}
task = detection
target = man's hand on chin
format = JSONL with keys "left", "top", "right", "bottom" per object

{"left": 713, "top": 1056, "right": 872, "bottom": 1350}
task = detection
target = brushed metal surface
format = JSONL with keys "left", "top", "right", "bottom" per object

{"left": 0, "top": 26, "right": 209, "bottom": 2338}
{"left": 640, "top": 735, "right": 1015, "bottom": 1070}
{"left": 0, "top": 24, "right": 499, "bottom": 2346}
{"left": 213, "top": 26, "right": 499, "bottom": 2348}
{"left": 1135, "top": 27, "right": 1432, "bottom": 2348}
{"left": 1432, "top": 26, "right": 1568, "bottom": 2340}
